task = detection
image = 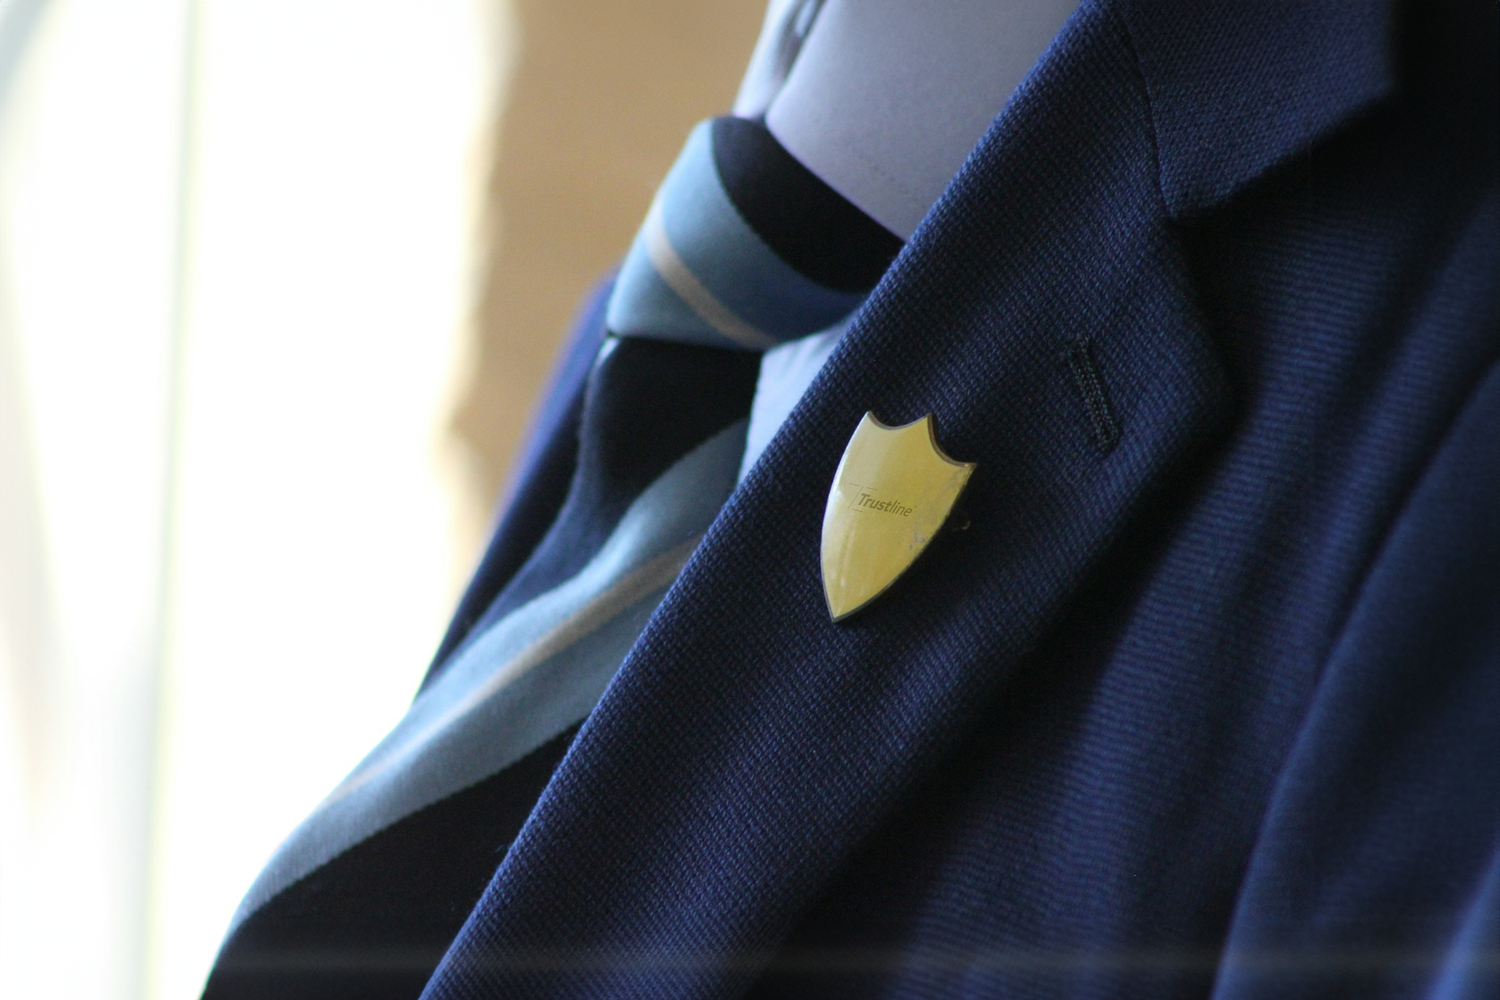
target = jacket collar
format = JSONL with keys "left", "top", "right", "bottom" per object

{"left": 422, "top": 1, "right": 1396, "bottom": 993}
{"left": 1120, "top": 0, "right": 1398, "bottom": 220}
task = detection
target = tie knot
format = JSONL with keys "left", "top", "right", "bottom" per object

{"left": 605, "top": 116, "right": 902, "bottom": 351}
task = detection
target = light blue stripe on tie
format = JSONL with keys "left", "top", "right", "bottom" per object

{"left": 606, "top": 120, "right": 864, "bottom": 347}
{"left": 609, "top": 198, "right": 776, "bottom": 350}
{"left": 230, "top": 419, "right": 749, "bottom": 930}
{"left": 659, "top": 122, "right": 864, "bottom": 337}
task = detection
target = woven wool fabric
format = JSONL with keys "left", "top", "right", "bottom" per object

{"left": 206, "top": 1, "right": 1498, "bottom": 998}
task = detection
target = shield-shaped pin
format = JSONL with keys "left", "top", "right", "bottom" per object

{"left": 820, "top": 413, "right": 976, "bottom": 622}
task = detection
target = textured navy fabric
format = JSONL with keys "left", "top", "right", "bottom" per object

{"left": 411, "top": 2, "right": 1498, "bottom": 998}
{"left": 208, "top": 0, "right": 1498, "bottom": 996}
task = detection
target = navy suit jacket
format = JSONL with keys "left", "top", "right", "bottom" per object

{"left": 420, "top": 2, "right": 1499, "bottom": 997}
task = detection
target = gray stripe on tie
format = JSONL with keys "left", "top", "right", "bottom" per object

{"left": 642, "top": 196, "right": 778, "bottom": 350}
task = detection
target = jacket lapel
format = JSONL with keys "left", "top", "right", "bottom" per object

{"left": 1119, "top": 0, "right": 1396, "bottom": 221}
{"left": 424, "top": 0, "right": 1397, "bottom": 994}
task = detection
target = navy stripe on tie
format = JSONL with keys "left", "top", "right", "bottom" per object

{"left": 203, "top": 727, "right": 577, "bottom": 1000}
{"left": 710, "top": 115, "right": 902, "bottom": 292}
{"left": 459, "top": 337, "right": 761, "bottom": 640}
{"left": 606, "top": 117, "right": 891, "bottom": 349}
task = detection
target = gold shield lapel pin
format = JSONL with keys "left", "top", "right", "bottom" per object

{"left": 821, "top": 412, "right": 977, "bottom": 622}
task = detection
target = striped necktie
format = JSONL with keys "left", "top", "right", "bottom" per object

{"left": 204, "top": 115, "right": 900, "bottom": 999}
{"left": 448, "top": 115, "right": 903, "bottom": 647}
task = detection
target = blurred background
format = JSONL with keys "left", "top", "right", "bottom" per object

{"left": 0, "top": 0, "right": 761, "bottom": 996}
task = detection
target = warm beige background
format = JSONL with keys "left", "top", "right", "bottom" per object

{"left": 0, "top": 4, "right": 767, "bottom": 998}
{"left": 455, "top": 0, "right": 766, "bottom": 515}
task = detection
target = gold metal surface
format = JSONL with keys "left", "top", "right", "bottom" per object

{"left": 821, "top": 413, "right": 976, "bottom": 622}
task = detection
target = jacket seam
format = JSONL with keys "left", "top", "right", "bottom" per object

{"left": 1315, "top": 348, "right": 1500, "bottom": 689}
{"left": 1114, "top": 4, "right": 1171, "bottom": 222}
